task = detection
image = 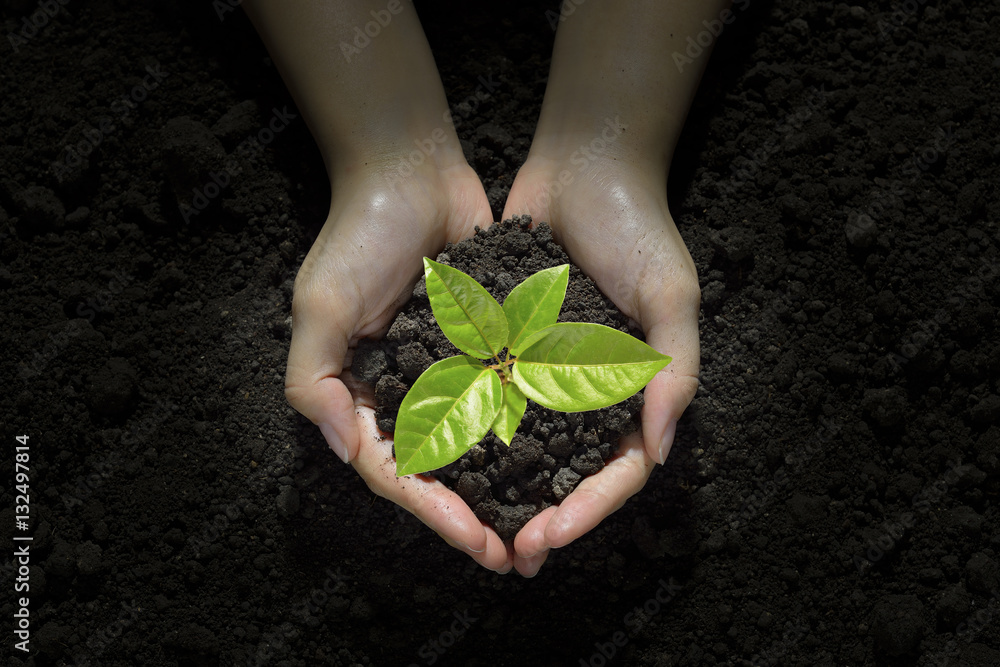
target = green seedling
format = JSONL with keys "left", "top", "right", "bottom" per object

{"left": 394, "top": 258, "right": 671, "bottom": 476}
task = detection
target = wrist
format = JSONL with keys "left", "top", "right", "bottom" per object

{"left": 527, "top": 113, "right": 672, "bottom": 182}
{"left": 325, "top": 120, "right": 470, "bottom": 188}
{"left": 519, "top": 146, "right": 669, "bottom": 205}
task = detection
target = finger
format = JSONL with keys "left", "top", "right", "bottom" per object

{"left": 500, "top": 164, "right": 552, "bottom": 224}
{"left": 284, "top": 281, "right": 361, "bottom": 462}
{"left": 543, "top": 432, "right": 655, "bottom": 549}
{"left": 352, "top": 406, "right": 510, "bottom": 570}
{"left": 513, "top": 547, "right": 551, "bottom": 578}
{"left": 444, "top": 532, "right": 512, "bottom": 573}
{"left": 312, "top": 379, "right": 361, "bottom": 464}
{"left": 513, "top": 505, "right": 558, "bottom": 558}
{"left": 638, "top": 270, "right": 701, "bottom": 465}
{"left": 512, "top": 505, "right": 559, "bottom": 577}
{"left": 641, "top": 319, "right": 699, "bottom": 464}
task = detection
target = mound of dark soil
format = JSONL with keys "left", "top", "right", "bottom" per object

{"left": 354, "top": 216, "right": 644, "bottom": 540}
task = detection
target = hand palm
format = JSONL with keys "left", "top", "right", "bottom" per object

{"left": 500, "top": 159, "right": 700, "bottom": 571}
{"left": 286, "top": 165, "right": 515, "bottom": 572}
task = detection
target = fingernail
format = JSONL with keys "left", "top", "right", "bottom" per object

{"left": 446, "top": 537, "right": 487, "bottom": 554}
{"left": 494, "top": 564, "right": 513, "bottom": 575}
{"left": 320, "top": 423, "right": 349, "bottom": 464}
{"left": 658, "top": 419, "right": 678, "bottom": 464}
{"left": 522, "top": 549, "right": 549, "bottom": 578}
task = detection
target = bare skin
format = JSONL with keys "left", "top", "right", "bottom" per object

{"left": 500, "top": 0, "right": 726, "bottom": 575}
{"left": 245, "top": 0, "right": 726, "bottom": 577}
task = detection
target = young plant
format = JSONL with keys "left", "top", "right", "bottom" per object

{"left": 393, "top": 258, "right": 671, "bottom": 476}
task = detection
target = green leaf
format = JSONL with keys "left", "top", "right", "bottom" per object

{"left": 424, "top": 258, "right": 508, "bottom": 360}
{"left": 512, "top": 323, "right": 671, "bottom": 412}
{"left": 503, "top": 264, "right": 570, "bottom": 355}
{"left": 395, "top": 355, "right": 502, "bottom": 476}
{"left": 491, "top": 381, "right": 528, "bottom": 446}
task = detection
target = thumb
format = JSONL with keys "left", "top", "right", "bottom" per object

{"left": 640, "top": 287, "right": 700, "bottom": 465}
{"left": 284, "top": 287, "right": 360, "bottom": 464}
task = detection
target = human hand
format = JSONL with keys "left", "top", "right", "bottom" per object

{"left": 500, "top": 154, "right": 701, "bottom": 576}
{"left": 285, "top": 159, "right": 517, "bottom": 573}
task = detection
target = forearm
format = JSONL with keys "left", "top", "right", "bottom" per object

{"left": 532, "top": 0, "right": 731, "bottom": 176}
{"left": 243, "top": 0, "right": 464, "bottom": 178}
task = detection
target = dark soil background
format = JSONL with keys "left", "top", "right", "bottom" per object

{"left": 1, "top": 1, "right": 998, "bottom": 665}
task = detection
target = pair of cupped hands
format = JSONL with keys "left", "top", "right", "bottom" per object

{"left": 285, "top": 149, "right": 700, "bottom": 578}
